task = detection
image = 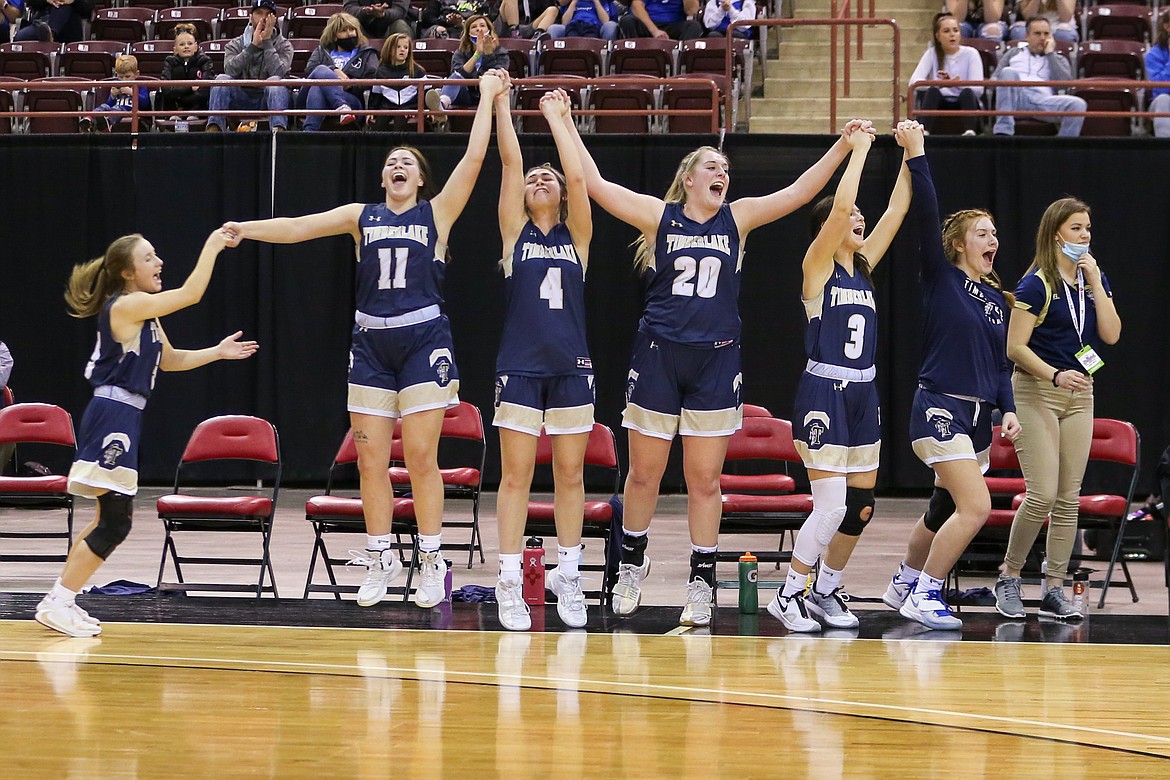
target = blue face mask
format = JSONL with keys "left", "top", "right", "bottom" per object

{"left": 1060, "top": 242, "right": 1090, "bottom": 261}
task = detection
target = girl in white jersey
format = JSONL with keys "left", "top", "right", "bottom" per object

{"left": 222, "top": 70, "right": 510, "bottom": 610}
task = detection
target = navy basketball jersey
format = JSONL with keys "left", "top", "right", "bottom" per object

{"left": 642, "top": 202, "right": 742, "bottom": 347}
{"left": 803, "top": 260, "right": 878, "bottom": 369}
{"left": 497, "top": 221, "right": 591, "bottom": 376}
{"left": 84, "top": 294, "right": 163, "bottom": 398}
{"left": 356, "top": 200, "right": 444, "bottom": 318}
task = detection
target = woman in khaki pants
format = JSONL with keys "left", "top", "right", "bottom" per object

{"left": 994, "top": 198, "right": 1121, "bottom": 620}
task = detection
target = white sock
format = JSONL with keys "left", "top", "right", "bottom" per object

{"left": 499, "top": 553, "right": 522, "bottom": 584}
{"left": 895, "top": 562, "right": 922, "bottom": 585}
{"left": 913, "top": 572, "right": 945, "bottom": 597}
{"left": 49, "top": 580, "right": 77, "bottom": 605}
{"left": 815, "top": 563, "right": 844, "bottom": 596}
{"left": 418, "top": 533, "right": 441, "bottom": 553}
{"left": 556, "top": 544, "right": 581, "bottom": 578}
{"left": 781, "top": 566, "right": 808, "bottom": 599}
{"left": 367, "top": 533, "right": 394, "bottom": 552}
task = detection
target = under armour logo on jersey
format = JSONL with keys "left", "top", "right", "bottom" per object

{"left": 100, "top": 432, "right": 131, "bottom": 468}
{"left": 670, "top": 220, "right": 683, "bottom": 227}
{"left": 369, "top": 214, "right": 383, "bottom": 222}
{"left": 577, "top": 357, "right": 592, "bottom": 370}
{"left": 926, "top": 407, "right": 954, "bottom": 438}
{"left": 804, "top": 411, "right": 829, "bottom": 448}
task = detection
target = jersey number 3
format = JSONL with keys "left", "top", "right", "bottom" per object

{"left": 672, "top": 256, "right": 721, "bottom": 298}
{"left": 844, "top": 313, "right": 866, "bottom": 360}
{"left": 377, "top": 248, "right": 408, "bottom": 290}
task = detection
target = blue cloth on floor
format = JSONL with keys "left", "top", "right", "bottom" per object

{"left": 85, "top": 580, "right": 156, "bottom": 596}
{"left": 452, "top": 585, "right": 496, "bottom": 603}
{"left": 947, "top": 586, "right": 994, "bottom": 606}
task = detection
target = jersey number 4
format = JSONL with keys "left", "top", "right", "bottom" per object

{"left": 377, "top": 248, "right": 409, "bottom": 289}
{"left": 540, "top": 267, "right": 564, "bottom": 310}
{"left": 672, "top": 256, "right": 721, "bottom": 298}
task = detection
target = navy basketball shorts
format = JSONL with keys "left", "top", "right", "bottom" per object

{"left": 348, "top": 316, "right": 460, "bottom": 418}
{"left": 493, "top": 373, "right": 596, "bottom": 436}
{"left": 909, "top": 387, "right": 992, "bottom": 473}
{"left": 792, "top": 372, "right": 881, "bottom": 473}
{"left": 68, "top": 396, "right": 143, "bottom": 497}
{"left": 622, "top": 331, "right": 743, "bottom": 440}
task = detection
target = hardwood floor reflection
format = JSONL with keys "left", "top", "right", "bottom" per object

{"left": 3, "top": 621, "right": 1169, "bottom": 777}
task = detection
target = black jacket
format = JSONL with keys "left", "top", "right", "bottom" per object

{"left": 160, "top": 52, "right": 216, "bottom": 111}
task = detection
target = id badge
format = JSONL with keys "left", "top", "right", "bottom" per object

{"left": 1075, "top": 345, "right": 1104, "bottom": 375}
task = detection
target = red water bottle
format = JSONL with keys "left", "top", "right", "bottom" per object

{"left": 523, "top": 536, "right": 545, "bottom": 606}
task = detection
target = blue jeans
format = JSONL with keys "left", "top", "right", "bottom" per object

{"left": 440, "top": 71, "right": 476, "bottom": 107}
{"left": 208, "top": 74, "right": 290, "bottom": 130}
{"left": 547, "top": 20, "right": 619, "bottom": 40}
{"left": 298, "top": 64, "right": 364, "bottom": 131}
{"left": 993, "top": 68, "right": 1085, "bottom": 136}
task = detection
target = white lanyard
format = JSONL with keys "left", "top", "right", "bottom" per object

{"left": 1062, "top": 268, "right": 1086, "bottom": 344}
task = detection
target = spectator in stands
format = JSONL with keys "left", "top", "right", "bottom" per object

{"left": 298, "top": 12, "right": 379, "bottom": 132}
{"left": 368, "top": 32, "right": 430, "bottom": 131}
{"left": 160, "top": 24, "right": 216, "bottom": 119}
{"left": 82, "top": 55, "right": 151, "bottom": 133}
{"left": 548, "top": 0, "right": 619, "bottom": 40}
{"left": 703, "top": 0, "right": 755, "bottom": 39}
{"left": 497, "top": 0, "right": 559, "bottom": 39}
{"left": 1, "top": 0, "right": 25, "bottom": 45}
{"left": 14, "top": 0, "right": 90, "bottom": 44}
{"left": 618, "top": 0, "right": 703, "bottom": 41}
{"left": 1146, "top": 9, "right": 1170, "bottom": 138}
{"left": 1009, "top": 0, "right": 1077, "bottom": 44}
{"left": 910, "top": 13, "right": 985, "bottom": 135}
{"left": 344, "top": 0, "right": 413, "bottom": 41}
{"left": 946, "top": 0, "right": 1006, "bottom": 40}
{"left": 424, "top": 14, "right": 509, "bottom": 125}
{"left": 421, "top": 0, "right": 491, "bottom": 39}
{"left": 208, "top": 0, "right": 293, "bottom": 132}
{"left": 992, "top": 17, "right": 1085, "bottom": 136}
{"left": 994, "top": 197, "right": 1120, "bottom": 622}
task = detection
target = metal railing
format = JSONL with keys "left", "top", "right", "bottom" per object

{"left": 728, "top": 16, "right": 901, "bottom": 132}
{"left": 0, "top": 74, "right": 726, "bottom": 137}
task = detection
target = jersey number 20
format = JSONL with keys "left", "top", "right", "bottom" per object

{"left": 377, "top": 248, "right": 408, "bottom": 289}
{"left": 672, "top": 256, "right": 721, "bottom": 298}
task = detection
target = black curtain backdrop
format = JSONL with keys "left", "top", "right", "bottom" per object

{"left": 2, "top": 133, "right": 1167, "bottom": 493}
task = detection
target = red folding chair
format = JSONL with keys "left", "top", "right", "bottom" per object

{"left": 0, "top": 41, "right": 59, "bottom": 79}
{"left": 0, "top": 403, "right": 76, "bottom": 564}
{"left": 524, "top": 422, "right": 622, "bottom": 605}
{"left": 156, "top": 415, "right": 282, "bottom": 598}
{"left": 1076, "top": 418, "right": 1141, "bottom": 606}
{"left": 742, "top": 403, "right": 771, "bottom": 418}
{"left": 303, "top": 429, "right": 418, "bottom": 600}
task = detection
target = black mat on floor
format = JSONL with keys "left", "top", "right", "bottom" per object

{"left": 3, "top": 592, "right": 1167, "bottom": 644}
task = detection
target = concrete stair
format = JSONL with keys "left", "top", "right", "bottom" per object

{"left": 748, "top": 1, "right": 936, "bottom": 133}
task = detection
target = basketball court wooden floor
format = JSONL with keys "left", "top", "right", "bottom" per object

{"left": 3, "top": 593, "right": 1170, "bottom": 777}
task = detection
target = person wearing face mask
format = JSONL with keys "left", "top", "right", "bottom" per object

{"left": 299, "top": 13, "right": 380, "bottom": 131}
{"left": 994, "top": 198, "right": 1121, "bottom": 622}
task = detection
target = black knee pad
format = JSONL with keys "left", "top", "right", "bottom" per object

{"left": 838, "top": 487, "right": 875, "bottom": 536}
{"left": 85, "top": 491, "right": 134, "bottom": 560}
{"left": 923, "top": 487, "right": 955, "bottom": 533}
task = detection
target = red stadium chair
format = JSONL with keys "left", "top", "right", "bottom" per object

{"left": 411, "top": 37, "right": 458, "bottom": 77}
{"left": 154, "top": 6, "right": 220, "bottom": 42}
{"left": 24, "top": 76, "right": 91, "bottom": 134}
{"left": 515, "top": 76, "right": 584, "bottom": 132}
{"left": 156, "top": 415, "right": 282, "bottom": 597}
{"left": 608, "top": 37, "right": 676, "bottom": 77}
{"left": 524, "top": 423, "right": 622, "bottom": 605}
{"left": 538, "top": 36, "right": 606, "bottom": 77}
{"left": 303, "top": 429, "right": 418, "bottom": 600}
{"left": 0, "top": 403, "right": 76, "bottom": 564}
{"left": 0, "top": 41, "right": 59, "bottom": 79}
{"left": 0, "top": 76, "right": 18, "bottom": 134}
{"left": 1076, "top": 39, "right": 1146, "bottom": 78}
{"left": 590, "top": 78, "right": 655, "bottom": 133}
{"left": 1073, "top": 78, "right": 1140, "bottom": 136}
{"left": 203, "top": 38, "right": 231, "bottom": 73}
{"left": 506, "top": 37, "right": 537, "bottom": 79}
{"left": 91, "top": 7, "right": 155, "bottom": 43}
{"left": 60, "top": 40, "right": 126, "bottom": 80}
{"left": 219, "top": 6, "right": 253, "bottom": 40}
{"left": 289, "top": 37, "right": 320, "bottom": 77}
{"left": 662, "top": 72, "right": 727, "bottom": 133}
{"left": 286, "top": 4, "right": 343, "bottom": 39}
{"left": 1084, "top": 4, "right": 1153, "bottom": 42}
{"left": 388, "top": 401, "right": 486, "bottom": 568}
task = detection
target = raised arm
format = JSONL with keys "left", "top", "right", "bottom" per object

{"left": 800, "top": 130, "right": 871, "bottom": 300}
{"left": 159, "top": 326, "right": 259, "bottom": 372}
{"left": 111, "top": 229, "right": 232, "bottom": 328}
{"left": 431, "top": 69, "right": 509, "bottom": 242}
{"left": 543, "top": 91, "right": 592, "bottom": 265}
{"left": 861, "top": 121, "right": 920, "bottom": 270}
{"left": 561, "top": 97, "right": 663, "bottom": 237}
{"left": 731, "top": 119, "right": 872, "bottom": 236}
{"left": 897, "top": 125, "right": 947, "bottom": 280}
{"left": 495, "top": 83, "right": 527, "bottom": 253}
{"left": 222, "top": 203, "right": 365, "bottom": 246}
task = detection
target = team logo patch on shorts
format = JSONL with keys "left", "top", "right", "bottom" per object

{"left": 804, "top": 411, "right": 829, "bottom": 448}
{"left": 626, "top": 369, "right": 639, "bottom": 405}
{"left": 100, "top": 432, "right": 131, "bottom": 468}
{"left": 495, "top": 375, "right": 507, "bottom": 408}
{"left": 926, "top": 407, "right": 955, "bottom": 439}
{"left": 430, "top": 348, "right": 453, "bottom": 387}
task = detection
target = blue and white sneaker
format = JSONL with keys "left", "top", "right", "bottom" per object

{"left": 899, "top": 589, "right": 963, "bottom": 630}
{"left": 882, "top": 576, "right": 915, "bottom": 610}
